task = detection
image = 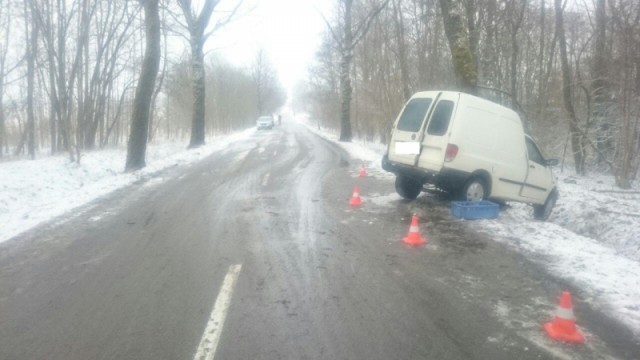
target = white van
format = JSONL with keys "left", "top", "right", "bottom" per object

{"left": 381, "top": 91, "right": 559, "bottom": 220}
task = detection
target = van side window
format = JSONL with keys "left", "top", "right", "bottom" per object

{"left": 426, "top": 100, "right": 454, "bottom": 136}
{"left": 525, "top": 138, "right": 545, "bottom": 165}
{"left": 396, "top": 98, "right": 432, "bottom": 132}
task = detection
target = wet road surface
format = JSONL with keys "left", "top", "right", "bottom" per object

{"left": 1, "top": 122, "right": 639, "bottom": 359}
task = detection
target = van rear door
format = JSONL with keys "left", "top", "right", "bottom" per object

{"left": 416, "top": 92, "right": 459, "bottom": 171}
{"left": 388, "top": 93, "right": 437, "bottom": 166}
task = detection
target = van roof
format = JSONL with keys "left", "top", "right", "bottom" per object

{"left": 411, "top": 90, "right": 520, "bottom": 119}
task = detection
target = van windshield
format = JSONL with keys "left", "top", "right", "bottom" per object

{"left": 396, "top": 98, "right": 432, "bottom": 132}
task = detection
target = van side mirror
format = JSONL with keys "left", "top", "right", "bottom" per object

{"left": 546, "top": 159, "right": 559, "bottom": 167}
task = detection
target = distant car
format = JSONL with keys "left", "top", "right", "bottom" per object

{"left": 256, "top": 116, "right": 274, "bottom": 130}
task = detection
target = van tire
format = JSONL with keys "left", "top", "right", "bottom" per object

{"left": 534, "top": 189, "right": 558, "bottom": 221}
{"left": 395, "top": 175, "right": 422, "bottom": 200}
{"left": 460, "top": 177, "right": 487, "bottom": 202}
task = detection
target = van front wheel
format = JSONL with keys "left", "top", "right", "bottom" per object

{"left": 534, "top": 189, "right": 558, "bottom": 221}
{"left": 395, "top": 175, "right": 422, "bottom": 200}
{"left": 461, "top": 177, "right": 487, "bottom": 202}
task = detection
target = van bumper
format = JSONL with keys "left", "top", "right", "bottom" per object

{"left": 381, "top": 154, "right": 434, "bottom": 182}
{"left": 382, "top": 155, "right": 471, "bottom": 193}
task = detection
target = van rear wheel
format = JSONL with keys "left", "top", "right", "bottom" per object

{"left": 395, "top": 175, "right": 422, "bottom": 200}
{"left": 461, "top": 177, "right": 487, "bottom": 202}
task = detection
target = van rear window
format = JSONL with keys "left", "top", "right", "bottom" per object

{"left": 396, "top": 98, "right": 432, "bottom": 132}
{"left": 427, "top": 100, "right": 454, "bottom": 136}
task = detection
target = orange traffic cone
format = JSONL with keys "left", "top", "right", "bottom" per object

{"left": 359, "top": 163, "right": 367, "bottom": 178}
{"left": 349, "top": 185, "right": 363, "bottom": 207}
{"left": 544, "top": 291, "right": 585, "bottom": 344}
{"left": 402, "top": 215, "right": 427, "bottom": 245}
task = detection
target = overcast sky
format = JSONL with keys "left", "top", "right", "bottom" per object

{"left": 205, "top": 0, "right": 333, "bottom": 93}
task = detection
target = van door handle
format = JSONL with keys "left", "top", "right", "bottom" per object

{"left": 529, "top": 165, "right": 535, "bottom": 169}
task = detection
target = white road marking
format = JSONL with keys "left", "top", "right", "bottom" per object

{"left": 262, "top": 173, "right": 270, "bottom": 187}
{"left": 193, "top": 264, "right": 242, "bottom": 360}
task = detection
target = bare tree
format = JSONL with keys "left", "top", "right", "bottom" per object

{"left": 25, "top": 0, "right": 38, "bottom": 159}
{"left": 508, "top": 0, "right": 528, "bottom": 108}
{"left": 80, "top": 2, "right": 138, "bottom": 150}
{"left": 321, "top": 0, "right": 389, "bottom": 142}
{"left": 392, "top": 0, "right": 411, "bottom": 100}
{"left": 591, "top": 0, "right": 612, "bottom": 161}
{"left": 30, "top": 0, "right": 98, "bottom": 161}
{"left": 251, "top": 49, "right": 285, "bottom": 117}
{"left": 125, "top": 0, "right": 161, "bottom": 171}
{"left": 0, "top": 0, "right": 13, "bottom": 157}
{"left": 608, "top": 0, "right": 640, "bottom": 187}
{"left": 176, "top": 0, "right": 243, "bottom": 148}
{"left": 555, "top": 0, "right": 586, "bottom": 174}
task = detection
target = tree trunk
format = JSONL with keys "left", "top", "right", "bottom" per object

{"left": 0, "top": 99, "right": 4, "bottom": 158}
{"left": 0, "top": 33, "right": 4, "bottom": 157}
{"left": 339, "top": 0, "right": 354, "bottom": 142}
{"left": 55, "top": 0, "right": 74, "bottom": 161}
{"left": 0, "top": 74, "right": 4, "bottom": 157}
{"left": 339, "top": 51, "right": 353, "bottom": 142}
{"left": 510, "top": 1, "right": 527, "bottom": 109}
{"left": 188, "top": 38, "right": 206, "bottom": 147}
{"left": 592, "top": 0, "right": 612, "bottom": 161}
{"left": 178, "top": 0, "right": 220, "bottom": 148}
{"left": 125, "top": 0, "right": 161, "bottom": 171}
{"left": 0, "top": 0, "right": 5, "bottom": 157}
{"left": 26, "top": 2, "right": 37, "bottom": 160}
{"left": 534, "top": 0, "right": 546, "bottom": 132}
{"left": 464, "top": 0, "right": 478, "bottom": 71}
{"left": 393, "top": 0, "right": 411, "bottom": 100}
{"left": 438, "top": 0, "right": 477, "bottom": 94}
{"left": 149, "top": 23, "right": 168, "bottom": 142}
{"left": 555, "top": 0, "right": 585, "bottom": 175}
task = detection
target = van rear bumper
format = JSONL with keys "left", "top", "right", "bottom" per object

{"left": 381, "top": 155, "right": 434, "bottom": 182}
{"left": 382, "top": 155, "right": 470, "bottom": 193}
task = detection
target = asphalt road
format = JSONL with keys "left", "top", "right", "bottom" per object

{"left": 1, "top": 121, "right": 638, "bottom": 360}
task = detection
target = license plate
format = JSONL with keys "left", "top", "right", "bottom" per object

{"left": 395, "top": 141, "right": 420, "bottom": 155}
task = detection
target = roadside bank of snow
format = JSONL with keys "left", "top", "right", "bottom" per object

{"left": 551, "top": 173, "right": 640, "bottom": 262}
{"left": 296, "top": 114, "right": 393, "bottom": 180}
{"left": 480, "top": 212, "right": 640, "bottom": 335}
{"left": 297, "top": 114, "right": 640, "bottom": 335}
{"left": 0, "top": 128, "right": 254, "bottom": 244}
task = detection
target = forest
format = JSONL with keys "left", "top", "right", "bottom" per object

{"left": 298, "top": 0, "right": 639, "bottom": 188}
{"left": 0, "top": 0, "right": 286, "bottom": 169}
{"left": 1, "top": 0, "right": 637, "bottom": 187}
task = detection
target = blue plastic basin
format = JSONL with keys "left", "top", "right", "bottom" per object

{"left": 451, "top": 200, "right": 500, "bottom": 220}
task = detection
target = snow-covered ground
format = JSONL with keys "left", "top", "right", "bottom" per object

{"left": 296, "top": 114, "right": 640, "bottom": 336}
{"left": 0, "top": 128, "right": 254, "bottom": 244}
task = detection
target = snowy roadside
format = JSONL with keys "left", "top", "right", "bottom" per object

{"left": 296, "top": 114, "right": 640, "bottom": 336}
{"left": 0, "top": 128, "right": 255, "bottom": 244}
{"left": 296, "top": 114, "right": 392, "bottom": 180}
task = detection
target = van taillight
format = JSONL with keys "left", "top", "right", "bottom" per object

{"left": 445, "top": 144, "right": 458, "bottom": 162}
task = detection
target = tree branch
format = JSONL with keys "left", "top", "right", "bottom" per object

{"left": 351, "top": 0, "right": 390, "bottom": 48}
{"left": 315, "top": 5, "right": 342, "bottom": 46}
{"left": 203, "top": 0, "right": 247, "bottom": 42}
